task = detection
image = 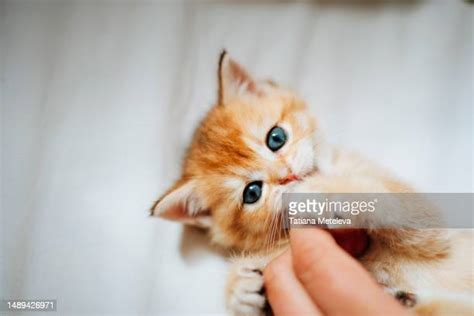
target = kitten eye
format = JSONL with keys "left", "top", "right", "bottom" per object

{"left": 266, "top": 126, "right": 287, "bottom": 152}
{"left": 243, "top": 181, "right": 263, "bottom": 204}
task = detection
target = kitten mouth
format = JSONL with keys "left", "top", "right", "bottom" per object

{"left": 327, "top": 228, "right": 370, "bottom": 258}
{"left": 278, "top": 168, "right": 318, "bottom": 186}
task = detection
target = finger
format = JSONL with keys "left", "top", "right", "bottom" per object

{"left": 264, "top": 250, "right": 322, "bottom": 316}
{"left": 290, "top": 228, "right": 408, "bottom": 316}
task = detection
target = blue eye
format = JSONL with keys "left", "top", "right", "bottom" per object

{"left": 243, "top": 181, "right": 263, "bottom": 204}
{"left": 266, "top": 126, "right": 287, "bottom": 152}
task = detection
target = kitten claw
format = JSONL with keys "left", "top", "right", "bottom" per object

{"left": 395, "top": 291, "right": 418, "bottom": 307}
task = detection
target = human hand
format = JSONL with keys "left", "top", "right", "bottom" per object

{"left": 263, "top": 228, "right": 410, "bottom": 315}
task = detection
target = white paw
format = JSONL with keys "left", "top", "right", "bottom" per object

{"left": 227, "top": 262, "right": 267, "bottom": 316}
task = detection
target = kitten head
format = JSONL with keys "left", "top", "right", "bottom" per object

{"left": 151, "top": 51, "right": 322, "bottom": 251}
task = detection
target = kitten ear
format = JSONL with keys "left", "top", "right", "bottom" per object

{"left": 218, "top": 50, "right": 262, "bottom": 105}
{"left": 150, "top": 179, "right": 212, "bottom": 228}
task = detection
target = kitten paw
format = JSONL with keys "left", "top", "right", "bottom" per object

{"left": 227, "top": 261, "right": 268, "bottom": 316}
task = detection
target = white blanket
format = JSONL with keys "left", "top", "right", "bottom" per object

{"left": 2, "top": 0, "right": 472, "bottom": 315}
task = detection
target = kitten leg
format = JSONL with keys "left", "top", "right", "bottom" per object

{"left": 226, "top": 256, "right": 271, "bottom": 316}
{"left": 412, "top": 291, "right": 474, "bottom": 316}
{"left": 384, "top": 287, "right": 474, "bottom": 316}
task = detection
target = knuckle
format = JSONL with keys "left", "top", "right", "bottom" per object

{"left": 263, "top": 257, "right": 286, "bottom": 285}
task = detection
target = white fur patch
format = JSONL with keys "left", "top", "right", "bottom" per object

{"left": 268, "top": 185, "right": 286, "bottom": 215}
{"left": 224, "top": 177, "right": 246, "bottom": 206}
{"left": 294, "top": 111, "right": 310, "bottom": 131}
{"left": 312, "top": 131, "right": 334, "bottom": 174}
{"left": 248, "top": 170, "right": 266, "bottom": 182}
{"left": 224, "top": 177, "right": 245, "bottom": 190}
{"left": 244, "top": 137, "right": 276, "bottom": 162}
{"left": 287, "top": 137, "right": 315, "bottom": 176}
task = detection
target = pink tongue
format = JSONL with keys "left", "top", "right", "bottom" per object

{"left": 328, "top": 229, "right": 370, "bottom": 258}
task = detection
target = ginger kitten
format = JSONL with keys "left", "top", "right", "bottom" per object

{"left": 151, "top": 51, "right": 473, "bottom": 315}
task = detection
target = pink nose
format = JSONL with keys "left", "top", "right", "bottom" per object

{"left": 279, "top": 174, "right": 300, "bottom": 185}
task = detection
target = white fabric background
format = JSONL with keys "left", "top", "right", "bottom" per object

{"left": 2, "top": 0, "right": 473, "bottom": 315}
